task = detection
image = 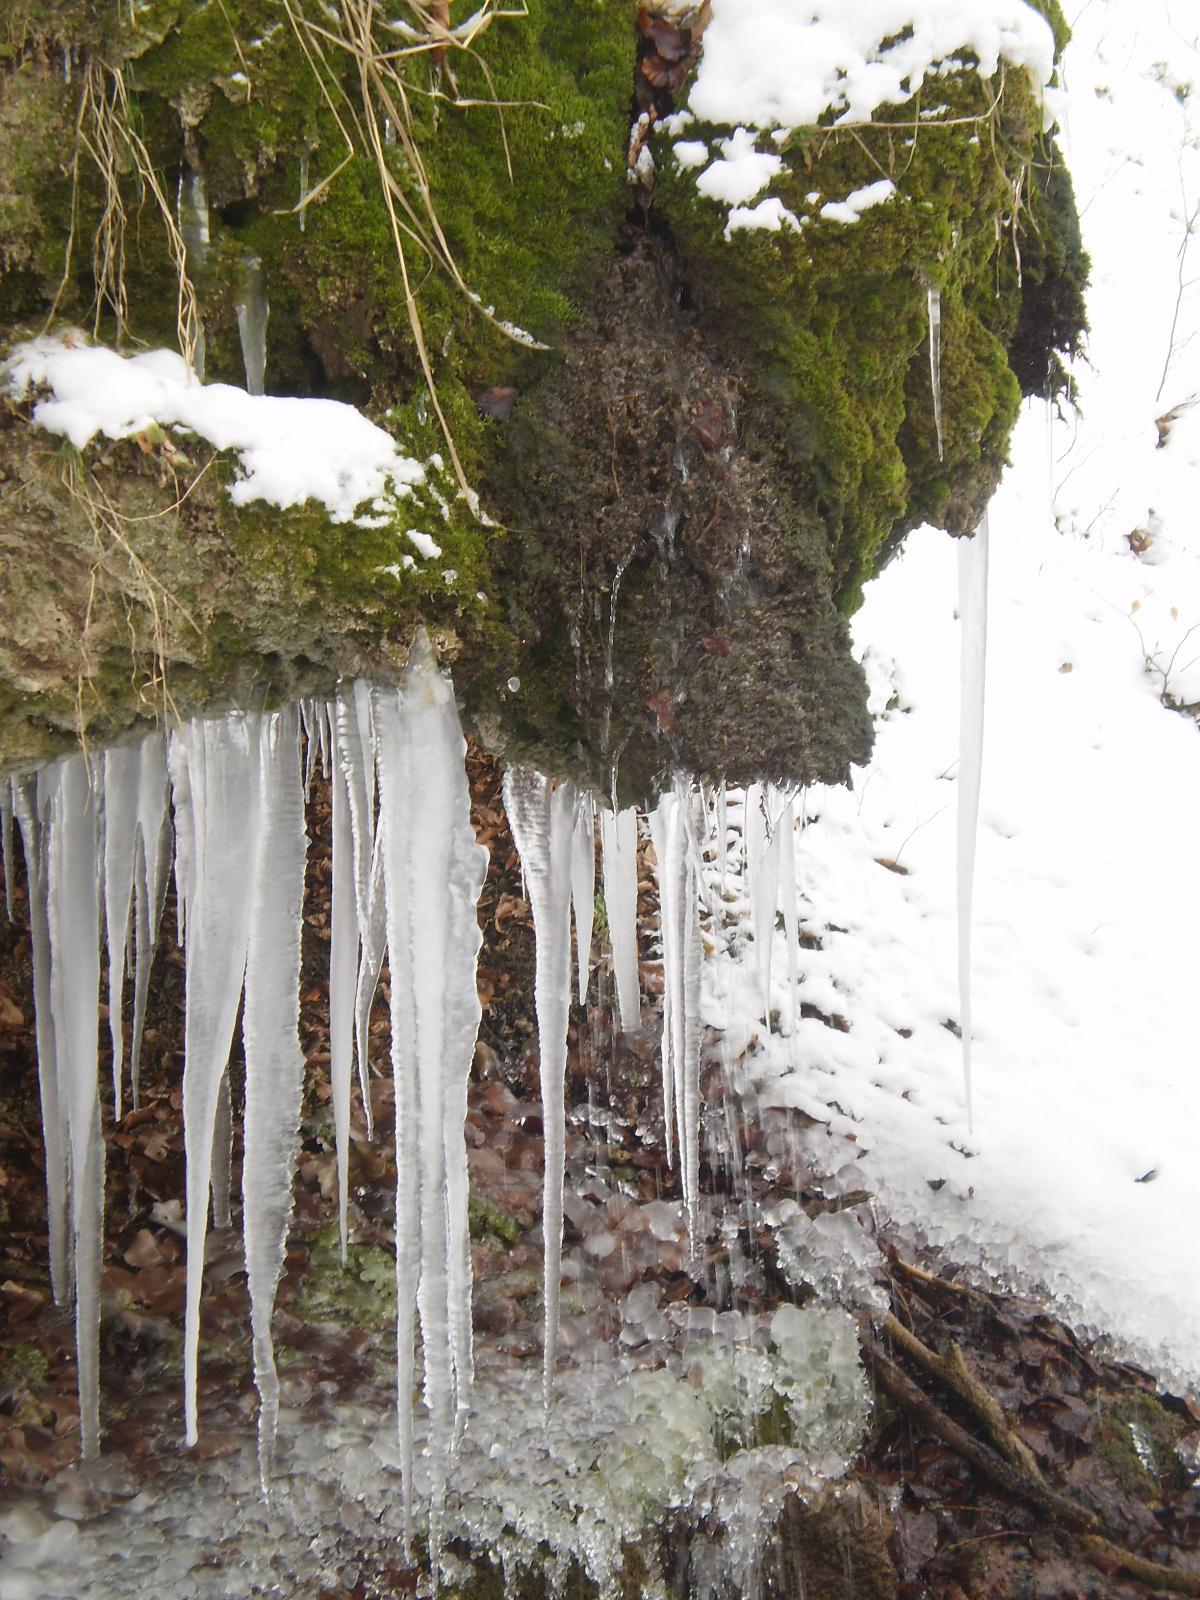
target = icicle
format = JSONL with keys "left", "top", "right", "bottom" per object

{"left": 650, "top": 783, "right": 703, "bottom": 1248}
{"left": 210, "top": 1069, "right": 233, "bottom": 1231}
{"left": 928, "top": 284, "right": 944, "bottom": 463}
{"left": 2, "top": 780, "right": 13, "bottom": 919}
{"left": 130, "top": 735, "right": 172, "bottom": 1110}
{"left": 743, "top": 783, "right": 766, "bottom": 897}
{"left": 241, "top": 707, "right": 308, "bottom": 1490}
{"left": 503, "top": 765, "right": 577, "bottom": 1413}
{"left": 600, "top": 806, "right": 640, "bottom": 1032}
{"left": 301, "top": 700, "right": 320, "bottom": 798}
{"left": 328, "top": 700, "right": 358, "bottom": 1263}
{"left": 13, "top": 775, "right": 71, "bottom": 1306}
{"left": 957, "top": 516, "right": 989, "bottom": 1127}
{"left": 571, "top": 793, "right": 596, "bottom": 1005}
{"left": 103, "top": 745, "right": 140, "bottom": 1119}
{"left": 648, "top": 796, "right": 676, "bottom": 1169}
{"left": 171, "top": 711, "right": 262, "bottom": 1449}
{"left": 334, "top": 687, "right": 381, "bottom": 1137}
{"left": 717, "top": 782, "right": 728, "bottom": 903}
{"left": 298, "top": 153, "right": 309, "bottom": 233}
{"left": 777, "top": 795, "right": 801, "bottom": 1036}
{"left": 45, "top": 756, "right": 104, "bottom": 1459}
{"left": 377, "top": 632, "right": 487, "bottom": 1567}
{"left": 752, "top": 800, "right": 784, "bottom": 1026}
{"left": 235, "top": 251, "right": 269, "bottom": 397}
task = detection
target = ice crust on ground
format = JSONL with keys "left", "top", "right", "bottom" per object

{"left": 2, "top": 338, "right": 425, "bottom": 526}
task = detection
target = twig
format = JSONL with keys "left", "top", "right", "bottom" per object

{"left": 882, "top": 1310, "right": 1045, "bottom": 1480}
{"left": 862, "top": 1332, "right": 1100, "bottom": 1533}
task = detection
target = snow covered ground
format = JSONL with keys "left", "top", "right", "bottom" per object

{"left": 710, "top": 0, "right": 1200, "bottom": 1389}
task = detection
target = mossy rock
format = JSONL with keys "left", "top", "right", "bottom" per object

{"left": 0, "top": 0, "right": 1087, "bottom": 789}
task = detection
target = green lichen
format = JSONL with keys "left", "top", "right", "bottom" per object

{"left": 292, "top": 1219, "right": 398, "bottom": 1329}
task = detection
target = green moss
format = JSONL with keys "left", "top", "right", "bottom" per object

{"left": 292, "top": 1219, "right": 397, "bottom": 1329}
{"left": 1097, "top": 1392, "right": 1189, "bottom": 1498}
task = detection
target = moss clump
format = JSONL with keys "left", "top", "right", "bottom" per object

{"left": 292, "top": 1219, "right": 397, "bottom": 1329}
{"left": 1097, "top": 1392, "right": 1190, "bottom": 1498}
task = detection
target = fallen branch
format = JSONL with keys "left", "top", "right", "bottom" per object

{"left": 882, "top": 1311, "right": 1045, "bottom": 1481}
{"left": 1082, "top": 1536, "right": 1200, "bottom": 1598}
{"left": 862, "top": 1332, "right": 1099, "bottom": 1533}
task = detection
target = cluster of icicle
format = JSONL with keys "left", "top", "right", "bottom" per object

{"left": 1, "top": 634, "right": 487, "bottom": 1573}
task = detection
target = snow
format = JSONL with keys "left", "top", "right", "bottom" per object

{"left": 694, "top": 127, "right": 783, "bottom": 206}
{"left": 688, "top": 0, "right": 1056, "bottom": 132}
{"left": 724, "top": 197, "right": 802, "bottom": 239}
{"left": 3, "top": 338, "right": 426, "bottom": 527}
{"left": 819, "top": 178, "right": 896, "bottom": 225}
{"left": 699, "top": 0, "right": 1200, "bottom": 1385}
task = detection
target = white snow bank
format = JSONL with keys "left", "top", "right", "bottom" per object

{"left": 3, "top": 337, "right": 426, "bottom": 526}
{"left": 689, "top": 0, "right": 1057, "bottom": 132}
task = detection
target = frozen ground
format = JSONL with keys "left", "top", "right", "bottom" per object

{"left": 709, "top": 0, "right": 1200, "bottom": 1389}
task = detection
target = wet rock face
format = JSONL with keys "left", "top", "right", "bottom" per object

{"left": 489, "top": 236, "right": 874, "bottom": 802}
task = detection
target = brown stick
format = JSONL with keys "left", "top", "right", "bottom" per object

{"left": 1082, "top": 1536, "right": 1200, "bottom": 1598}
{"left": 862, "top": 1334, "right": 1100, "bottom": 1534}
{"left": 882, "top": 1311, "right": 1045, "bottom": 1482}
{"left": 893, "top": 1253, "right": 994, "bottom": 1310}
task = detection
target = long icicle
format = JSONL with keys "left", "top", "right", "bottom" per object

{"left": 571, "top": 793, "right": 595, "bottom": 1006}
{"left": 13, "top": 774, "right": 71, "bottom": 1306}
{"left": 241, "top": 707, "right": 309, "bottom": 1491}
{"left": 45, "top": 755, "right": 104, "bottom": 1459}
{"left": 600, "top": 806, "right": 640, "bottom": 1032}
{"left": 680, "top": 784, "right": 704, "bottom": 1255}
{"left": 328, "top": 700, "right": 359, "bottom": 1263}
{"left": 103, "top": 745, "right": 141, "bottom": 1120}
{"left": 172, "top": 712, "right": 262, "bottom": 1449}
{"left": 130, "top": 734, "right": 172, "bottom": 1111}
{"left": 377, "top": 631, "right": 487, "bottom": 1568}
{"left": 928, "top": 284, "right": 944, "bottom": 463}
{"left": 503, "top": 765, "right": 577, "bottom": 1412}
{"left": 957, "top": 516, "right": 989, "bottom": 1127}
{"left": 2, "top": 779, "right": 13, "bottom": 919}
{"left": 648, "top": 794, "right": 678, "bottom": 1170}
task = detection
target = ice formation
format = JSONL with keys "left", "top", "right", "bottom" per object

{"left": 648, "top": 784, "right": 704, "bottom": 1247}
{"left": 600, "top": 805, "right": 641, "bottom": 1032}
{"left": 234, "top": 252, "right": 269, "bottom": 397}
{"left": 957, "top": 517, "right": 990, "bottom": 1123}
{"left": 240, "top": 708, "right": 309, "bottom": 1487}
{"left": 571, "top": 792, "right": 596, "bottom": 1005}
{"left": 375, "top": 634, "right": 488, "bottom": 1561}
{"left": 928, "top": 285, "right": 945, "bottom": 462}
{"left": 501, "top": 767, "right": 578, "bottom": 1407}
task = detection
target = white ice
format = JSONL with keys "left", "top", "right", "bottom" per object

{"left": 11, "top": 774, "right": 71, "bottom": 1306}
{"left": 44, "top": 756, "right": 104, "bottom": 1459}
{"left": 241, "top": 707, "right": 309, "bottom": 1487}
{"left": 377, "top": 632, "right": 488, "bottom": 1565}
{"left": 600, "top": 806, "right": 641, "bottom": 1033}
{"left": 503, "top": 766, "right": 577, "bottom": 1411}
{"left": 571, "top": 793, "right": 596, "bottom": 1005}
{"left": 170, "top": 711, "right": 262, "bottom": 1447}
